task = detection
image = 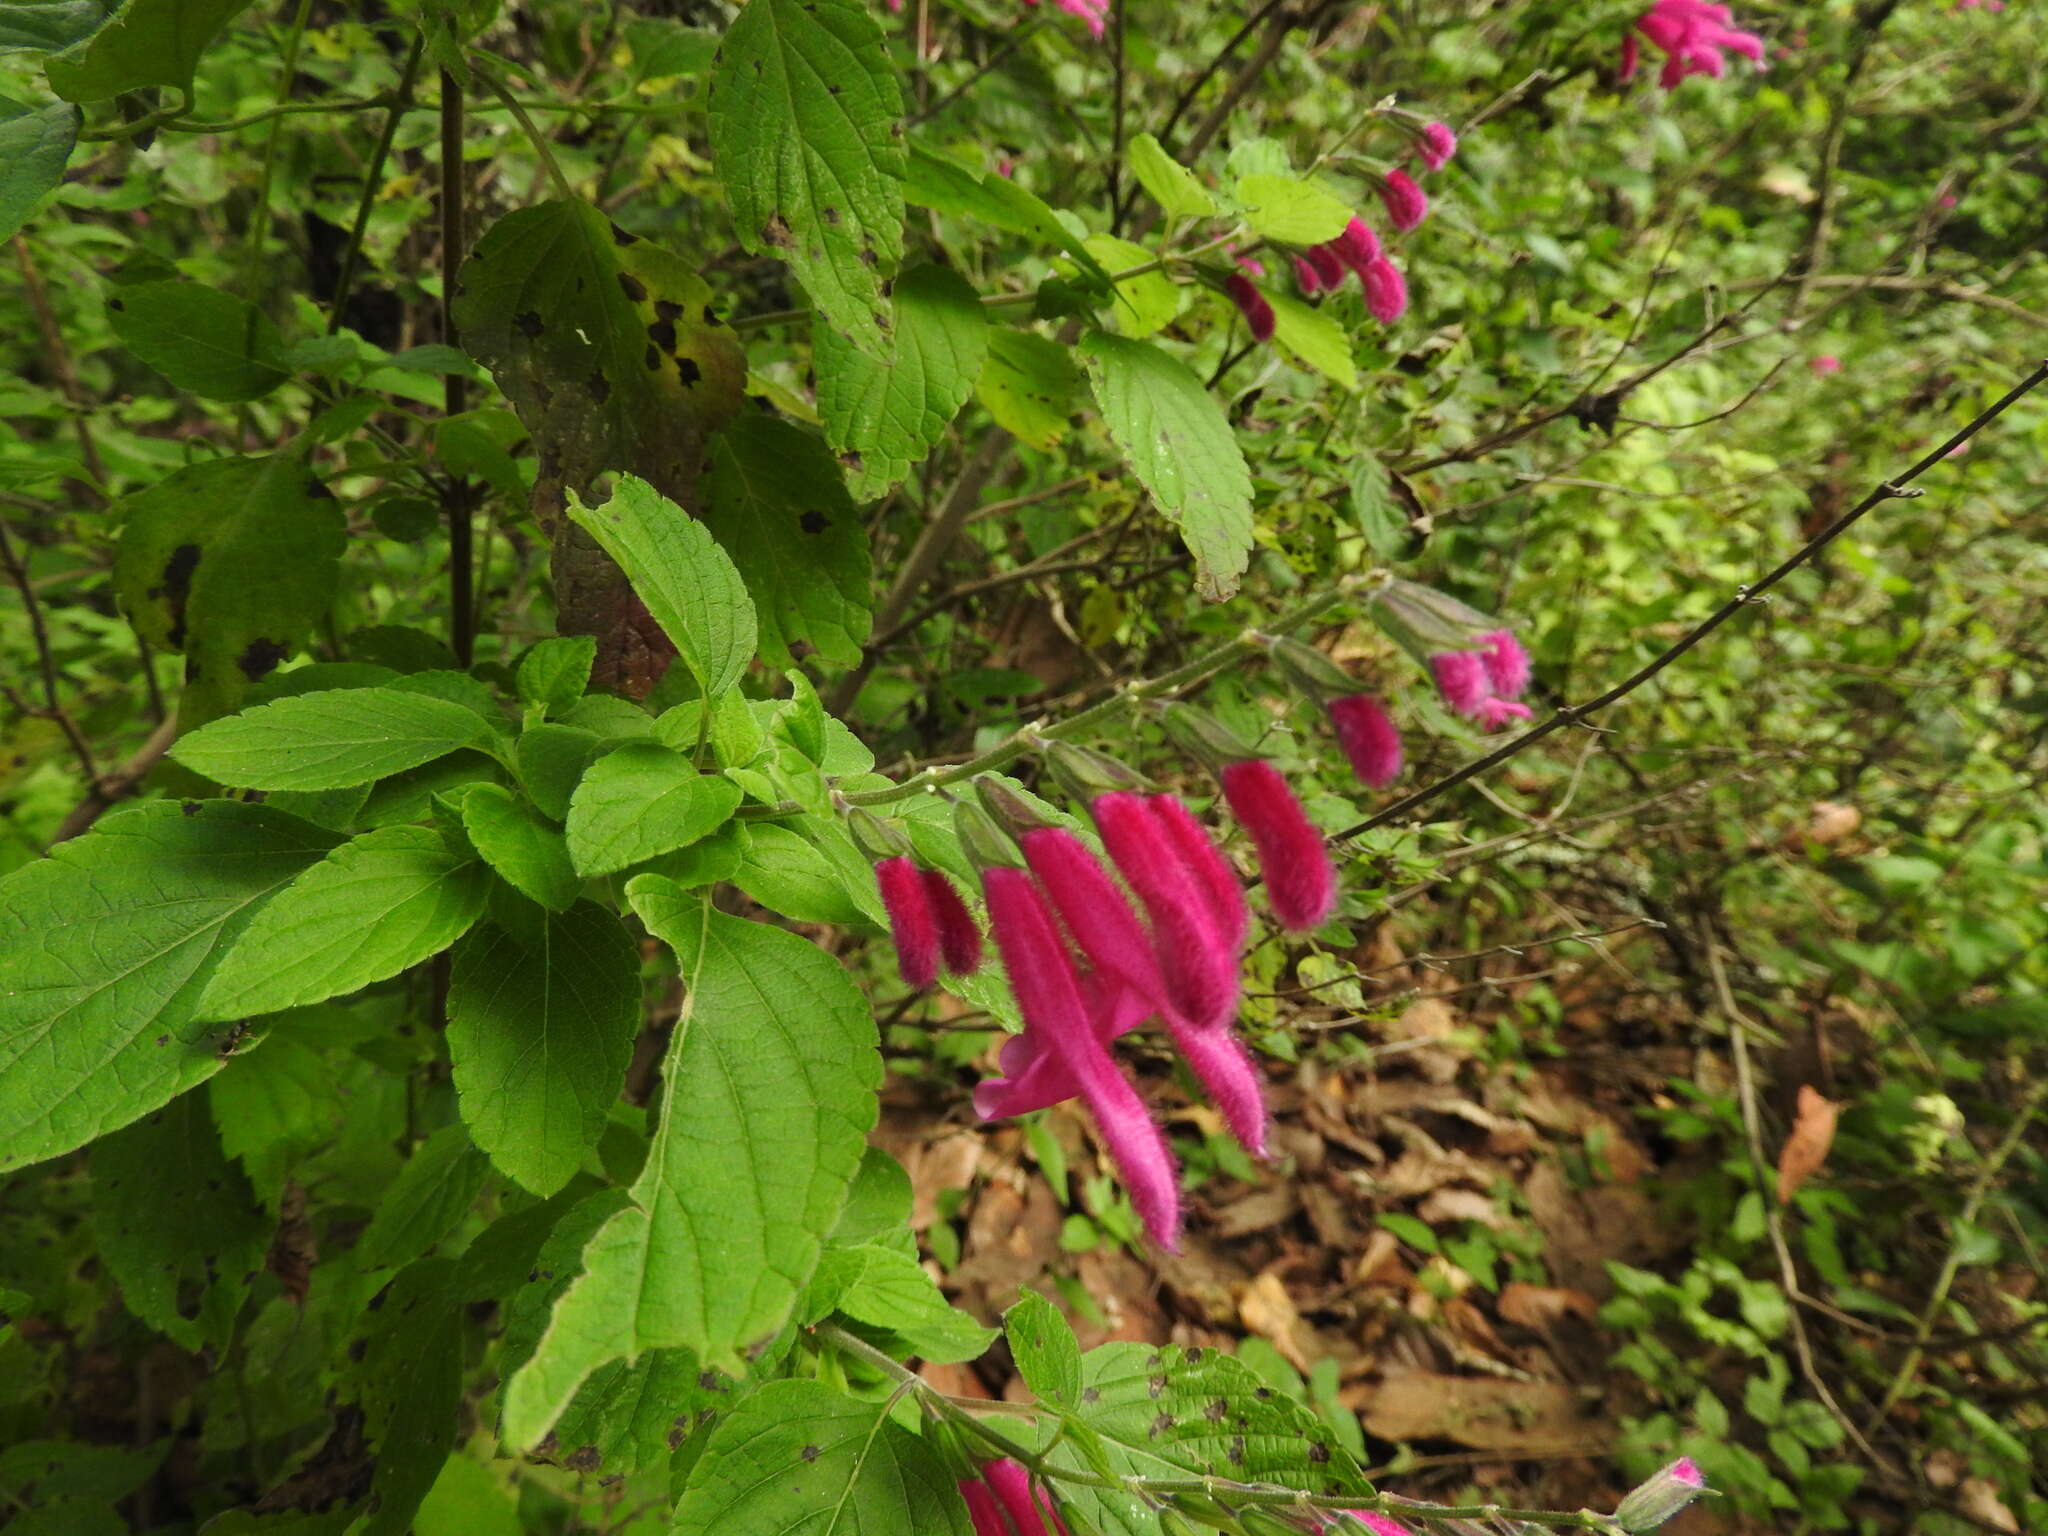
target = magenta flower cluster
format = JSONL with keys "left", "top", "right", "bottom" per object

{"left": 1620, "top": 0, "right": 1766, "bottom": 88}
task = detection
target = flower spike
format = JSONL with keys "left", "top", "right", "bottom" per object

{"left": 1219, "top": 760, "right": 1336, "bottom": 932}
{"left": 875, "top": 855, "right": 938, "bottom": 989}
{"left": 1327, "top": 695, "right": 1403, "bottom": 788}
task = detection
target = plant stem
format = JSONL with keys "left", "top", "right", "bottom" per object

{"left": 239, "top": 0, "right": 318, "bottom": 301}
{"left": 837, "top": 583, "right": 1358, "bottom": 807}
{"left": 326, "top": 36, "right": 424, "bottom": 337}
{"left": 439, "top": 66, "right": 475, "bottom": 667}
{"left": 473, "top": 58, "right": 576, "bottom": 200}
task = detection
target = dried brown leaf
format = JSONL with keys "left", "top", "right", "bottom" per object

{"left": 1775, "top": 1084, "right": 1839, "bottom": 1205}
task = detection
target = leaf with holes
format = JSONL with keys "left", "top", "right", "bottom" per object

{"left": 566, "top": 474, "right": 756, "bottom": 701}
{"left": 0, "top": 96, "right": 78, "bottom": 242}
{"left": 817, "top": 265, "right": 986, "bottom": 501}
{"left": 106, "top": 280, "right": 290, "bottom": 401}
{"left": 112, "top": 449, "right": 347, "bottom": 728}
{"left": 1054, "top": 1342, "right": 1373, "bottom": 1536}
{"left": 453, "top": 198, "right": 747, "bottom": 696}
{"left": 44, "top": 0, "right": 250, "bottom": 100}
{"left": 708, "top": 0, "right": 904, "bottom": 357}
{"left": 500, "top": 891, "right": 878, "bottom": 1444}
{"left": 0, "top": 800, "right": 338, "bottom": 1174}
{"left": 1078, "top": 330, "right": 1253, "bottom": 602}
{"left": 171, "top": 687, "right": 495, "bottom": 791}
{"left": 88, "top": 1090, "right": 272, "bottom": 1351}
{"left": 700, "top": 415, "right": 871, "bottom": 666}
{"left": 671, "top": 1379, "right": 969, "bottom": 1536}
{"left": 446, "top": 901, "right": 642, "bottom": 1198}
{"left": 196, "top": 825, "right": 490, "bottom": 1021}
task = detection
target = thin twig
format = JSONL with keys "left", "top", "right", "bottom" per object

{"left": 0, "top": 521, "right": 100, "bottom": 789}
{"left": 51, "top": 714, "right": 179, "bottom": 845}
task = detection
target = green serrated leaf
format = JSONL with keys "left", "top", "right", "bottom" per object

{"left": 351, "top": 1123, "right": 491, "bottom": 1274}
{"left": 701, "top": 415, "right": 871, "bottom": 667}
{"left": 88, "top": 1091, "right": 271, "bottom": 1350}
{"left": 730, "top": 821, "right": 866, "bottom": 924}
{"left": 1057, "top": 1342, "right": 1371, "bottom": 1534}
{"left": 1125, "top": 132, "right": 1216, "bottom": 218}
{"left": 563, "top": 741, "right": 743, "bottom": 877}
{"left": 1005, "top": 1290, "right": 1082, "bottom": 1405}
{"left": 817, "top": 264, "right": 987, "bottom": 500}
{"left": 446, "top": 901, "right": 642, "bottom": 1198}
{"left": 672, "top": 1379, "right": 968, "bottom": 1535}
{"left": 903, "top": 146, "right": 1112, "bottom": 289}
{"left": 171, "top": 687, "right": 494, "bottom": 791}
{"left": 806, "top": 1244, "right": 994, "bottom": 1363}
{"left": 500, "top": 894, "right": 879, "bottom": 1442}
{"left": 112, "top": 449, "right": 347, "bottom": 728}
{"left": 1234, "top": 173, "right": 1351, "bottom": 244}
{"left": 105, "top": 280, "right": 289, "bottom": 401}
{"left": 1348, "top": 454, "right": 1403, "bottom": 557}
{"left": 0, "top": 96, "right": 78, "bottom": 242}
{"left": 566, "top": 473, "right": 757, "bottom": 700}
{"left": 1084, "top": 234, "right": 1180, "bottom": 339}
{"left": 1267, "top": 291, "right": 1357, "bottom": 389}
{"left": 1078, "top": 330, "right": 1253, "bottom": 602}
{"left": 344, "top": 1258, "right": 463, "bottom": 1536}
{"left": 0, "top": 800, "right": 338, "bottom": 1174}
{"left": 44, "top": 0, "right": 249, "bottom": 101}
{"left": 975, "top": 329, "right": 1083, "bottom": 451}
{"left": 708, "top": 0, "right": 903, "bottom": 356}
{"left": 195, "top": 825, "right": 489, "bottom": 1021}
{"left": 459, "top": 784, "right": 581, "bottom": 911}
{"left": 516, "top": 636, "right": 596, "bottom": 714}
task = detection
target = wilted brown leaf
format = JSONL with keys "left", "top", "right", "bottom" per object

{"left": 1498, "top": 1282, "right": 1601, "bottom": 1329}
{"left": 1775, "top": 1084, "right": 1839, "bottom": 1205}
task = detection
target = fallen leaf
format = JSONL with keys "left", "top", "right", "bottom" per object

{"left": 1361, "top": 1370, "right": 1611, "bottom": 1453}
{"left": 1418, "top": 1187, "right": 1507, "bottom": 1228}
{"left": 1498, "top": 1282, "right": 1601, "bottom": 1329}
{"left": 1957, "top": 1478, "right": 2018, "bottom": 1533}
{"left": 1238, "top": 1270, "right": 1319, "bottom": 1375}
{"left": 1775, "top": 1085, "right": 1839, "bottom": 1205}
{"left": 1802, "top": 801, "right": 1861, "bottom": 846}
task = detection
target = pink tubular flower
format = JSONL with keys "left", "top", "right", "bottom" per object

{"left": 1023, "top": 827, "right": 1171, "bottom": 1005}
{"left": 1219, "top": 760, "right": 1336, "bottom": 933}
{"left": 1811, "top": 354, "right": 1841, "bottom": 376}
{"left": 1293, "top": 255, "right": 1326, "bottom": 296}
{"left": 1234, "top": 253, "right": 1266, "bottom": 278}
{"left": 1430, "top": 650, "right": 1490, "bottom": 714}
{"left": 1474, "top": 696, "right": 1534, "bottom": 731}
{"left": 1093, "top": 792, "right": 1237, "bottom": 1029}
{"left": 1479, "top": 628, "right": 1531, "bottom": 699}
{"left": 981, "top": 866, "right": 1182, "bottom": 1248}
{"left": 1332, "top": 217, "right": 1381, "bottom": 276}
{"left": 1612, "top": 1456, "right": 1709, "bottom": 1531}
{"left": 1362, "top": 257, "right": 1408, "bottom": 324}
{"left": 1307, "top": 241, "right": 1350, "bottom": 290}
{"left": 982, "top": 1456, "right": 1071, "bottom": 1536}
{"left": 876, "top": 855, "right": 937, "bottom": 989}
{"left": 960, "top": 1479, "right": 1008, "bottom": 1536}
{"left": 1378, "top": 169, "right": 1428, "bottom": 232}
{"left": 921, "top": 867, "right": 983, "bottom": 976}
{"left": 1622, "top": 0, "right": 1766, "bottom": 90}
{"left": 1145, "top": 795, "right": 1250, "bottom": 956}
{"left": 1327, "top": 695, "right": 1403, "bottom": 789}
{"left": 1417, "top": 121, "right": 1457, "bottom": 172}
{"left": 1053, "top": 0, "right": 1108, "bottom": 37}
{"left": 1224, "top": 273, "right": 1276, "bottom": 343}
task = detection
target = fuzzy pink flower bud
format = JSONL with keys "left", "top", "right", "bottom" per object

{"left": 1093, "top": 793, "right": 1237, "bottom": 1029}
{"left": 983, "top": 866, "right": 1182, "bottom": 1248}
{"left": 1234, "top": 253, "right": 1266, "bottom": 278}
{"left": 1293, "top": 255, "right": 1325, "bottom": 296}
{"left": 1378, "top": 169, "right": 1429, "bottom": 232}
{"left": 1330, "top": 1515, "right": 1416, "bottom": 1536}
{"left": 1418, "top": 121, "right": 1458, "bottom": 171}
{"left": 960, "top": 1479, "right": 1009, "bottom": 1536}
{"left": 1327, "top": 695, "right": 1403, "bottom": 789}
{"left": 1330, "top": 217, "right": 1381, "bottom": 277}
{"left": 876, "top": 855, "right": 937, "bottom": 988}
{"left": 1612, "top": 1457, "right": 1709, "bottom": 1531}
{"left": 1053, "top": 0, "right": 1108, "bottom": 37}
{"left": 1429, "top": 650, "right": 1489, "bottom": 715}
{"left": 1479, "top": 628, "right": 1531, "bottom": 699}
{"left": 1223, "top": 273, "right": 1276, "bottom": 343}
{"left": 1308, "top": 241, "right": 1351, "bottom": 289}
{"left": 1810, "top": 354, "right": 1840, "bottom": 376}
{"left": 1362, "top": 257, "right": 1408, "bottom": 323}
{"left": 983, "top": 1456, "right": 1072, "bottom": 1536}
{"left": 921, "top": 867, "right": 983, "bottom": 975}
{"left": 1219, "top": 760, "right": 1336, "bottom": 932}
